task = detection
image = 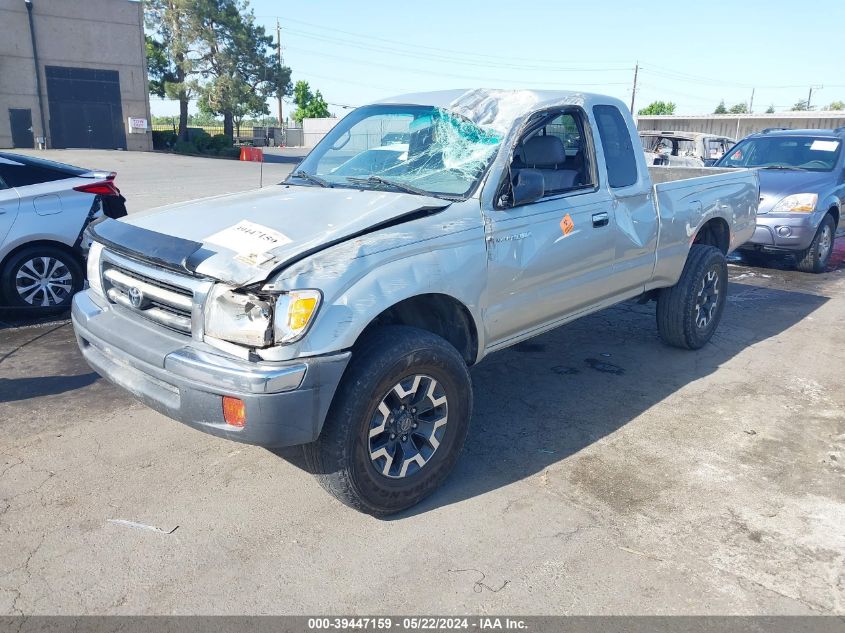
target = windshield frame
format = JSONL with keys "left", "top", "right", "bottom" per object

{"left": 715, "top": 134, "right": 843, "bottom": 172}
{"left": 285, "top": 103, "right": 504, "bottom": 201}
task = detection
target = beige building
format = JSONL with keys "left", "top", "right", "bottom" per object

{"left": 0, "top": 0, "right": 152, "bottom": 151}
{"left": 636, "top": 111, "right": 845, "bottom": 140}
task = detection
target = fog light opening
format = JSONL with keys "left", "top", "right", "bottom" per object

{"left": 777, "top": 226, "right": 792, "bottom": 238}
{"left": 223, "top": 396, "right": 246, "bottom": 427}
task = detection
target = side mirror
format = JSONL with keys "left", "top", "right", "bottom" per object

{"left": 512, "top": 169, "right": 545, "bottom": 206}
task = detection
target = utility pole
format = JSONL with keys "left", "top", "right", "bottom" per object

{"left": 748, "top": 88, "right": 755, "bottom": 114}
{"left": 276, "top": 19, "right": 284, "bottom": 126}
{"left": 630, "top": 62, "right": 639, "bottom": 114}
{"left": 807, "top": 85, "right": 823, "bottom": 110}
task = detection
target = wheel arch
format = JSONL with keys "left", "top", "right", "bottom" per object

{"left": 0, "top": 239, "right": 84, "bottom": 273}
{"left": 826, "top": 205, "right": 839, "bottom": 227}
{"left": 692, "top": 217, "right": 730, "bottom": 254}
{"left": 355, "top": 293, "right": 480, "bottom": 366}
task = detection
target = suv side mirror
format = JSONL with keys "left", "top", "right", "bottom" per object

{"left": 512, "top": 169, "right": 545, "bottom": 206}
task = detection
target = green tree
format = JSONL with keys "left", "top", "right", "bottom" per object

{"left": 765, "top": 104, "right": 776, "bottom": 114}
{"left": 791, "top": 99, "right": 810, "bottom": 111}
{"left": 714, "top": 100, "right": 728, "bottom": 114}
{"left": 728, "top": 103, "right": 748, "bottom": 114}
{"left": 145, "top": 0, "right": 199, "bottom": 142}
{"left": 637, "top": 100, "right": 676, "bottom": 116}
{"left": 828, "top": 100, "right": 845, "bottom": 111}
{"left": 145, "top": 35, "right": 176, "bottom": 99}
{"left": 192, "top": 0, "right": 291, "bottom": 139}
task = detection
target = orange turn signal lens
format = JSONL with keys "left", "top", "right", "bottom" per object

{"left": 222, "top": 396, "right": 246, "bottom": 427}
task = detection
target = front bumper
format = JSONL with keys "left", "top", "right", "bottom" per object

{"left": 742, "top": 214, "right": 819, "bottom": 252}
{"left": 71, "top": 290, "right": 350, "bottom": 447}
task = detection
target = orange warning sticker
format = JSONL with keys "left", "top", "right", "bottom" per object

{"left": 560, "top": 213, "right": 575, "bottom": 236}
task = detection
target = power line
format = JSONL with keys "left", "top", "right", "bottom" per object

{"left": 282, "top": 43, "right": 632, "bottom": 88}
{"left": 257, "top": 14, "right": 632, "bottom": 68}
{"left": 280, "top": 26, "right": 632, "bottom": 74}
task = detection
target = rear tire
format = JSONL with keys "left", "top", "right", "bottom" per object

{"left": 303, "top": 325, "right": 472, "bottom": 516}
{"left": 656, "top": 245, "right": 728, "bottom": 350}
{"left": 1, "top": 245, "right": 84, "bottom": 309}
{"left": 795, "top": 215, "right": 835, "bottom": 273}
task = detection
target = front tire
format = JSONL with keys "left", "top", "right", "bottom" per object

{"left": 656, "top": 245, "right": 728, "bottom": 350}
{"left": 1, "top": 245, "right": 84, "bottom": 309}
{"left": 795, "top": 215, "right": 835, "bottom": 273}
{"left": 304, "top": 325, "right": 472, "bottom": 516}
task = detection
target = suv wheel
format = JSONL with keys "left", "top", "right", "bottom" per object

{"left": 796, "top": 214, "right": 836, "bottom": 273}
{"left": 1, "top": 245, "right": 84, "bottom": 309}
{"left": 304, "top": 325, "right": 472, "bottom": 515}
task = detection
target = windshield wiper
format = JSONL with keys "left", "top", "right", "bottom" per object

{"left": 760, "top": 165, "right": 808, "bottom": 171}
{"left": 289, "top": 170, "right": 331, "bottom": 187}
{"left": 346, "top": 175, "right": 435, "bottom": 197}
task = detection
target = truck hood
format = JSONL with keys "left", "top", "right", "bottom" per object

{"left": 757, "top": 169, "right": 832, "bottom": 214}
{"left": 116, "top": 184, "right": 450, "bottom": 286}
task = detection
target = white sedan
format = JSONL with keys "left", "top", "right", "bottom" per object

{"left": 0, "top": 152, "right": 126, "bottom": 309}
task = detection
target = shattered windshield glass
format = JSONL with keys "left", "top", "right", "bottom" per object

{"left": 289, "top": 105, "right": 503, "bottom": 199}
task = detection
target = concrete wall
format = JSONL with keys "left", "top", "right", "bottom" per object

{"left": 636, "top": 112, "right": 845, "bottom": 140}
{"left": 302, "top": 117, "right": 340, "bottom": 148}
{"left": 0, "top": 0, "right": 151, "bottom": 151}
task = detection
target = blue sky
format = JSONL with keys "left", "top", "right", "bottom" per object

{"left": 150, "top": 0, "right": 845, "bottom": 119}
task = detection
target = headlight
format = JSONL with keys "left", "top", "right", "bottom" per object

{"left": 87, "top": 242, "right": 104, "bottom": 296}
{"left": 204, "top": 285, "right": 274, "bottom": 348}
{"left": 771, "top": 193, "right": 818, "bottom": 213}
{"left": 203, "top": 286, "right": 321, "bottom": 348}
{"left": 274, "top": 289, "right": 322, "bottom": 344}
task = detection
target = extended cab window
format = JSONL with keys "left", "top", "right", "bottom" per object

{"left": 593, "top": 105, "right": 638, "bottom": 188}
{"left": 510, "top": 111, "right": 595, "bottom": 197}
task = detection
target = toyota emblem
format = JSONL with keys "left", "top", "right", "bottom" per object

{"left": 128, "top": 286, "right": 144, "bottom": 308}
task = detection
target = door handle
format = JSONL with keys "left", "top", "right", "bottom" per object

{"left": 592, "top": 212, "right": 609, "bottom": 228}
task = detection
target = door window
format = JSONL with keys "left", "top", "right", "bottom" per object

{"left": 510, "top": 110, "right": 595, "bottom": 198}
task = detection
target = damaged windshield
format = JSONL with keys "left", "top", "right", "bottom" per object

{"left": 288, "top": 105, "right": 502, "bottom": 199}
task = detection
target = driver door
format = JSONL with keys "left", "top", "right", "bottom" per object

{"left": 482, "top": 110, "right": 617, "bottom": 347}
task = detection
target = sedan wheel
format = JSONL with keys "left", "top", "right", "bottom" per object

{"left": 15, "top": 256, "right": 74, "bottom": 306}
{"left": 1, "top": 246, "right": 84, "bottom": 309}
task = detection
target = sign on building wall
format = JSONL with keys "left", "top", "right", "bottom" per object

{"left": 127, "top": 117, "right": 148, "bottom": 133}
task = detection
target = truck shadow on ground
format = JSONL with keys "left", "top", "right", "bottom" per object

{"left": 276, "top": 278, "right": 829, "bottom": 518}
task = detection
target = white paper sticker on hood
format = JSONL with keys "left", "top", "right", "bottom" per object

{"left": 204, "top": 220, "right": 292, "bottom": 255}
{"left": 810, "top": 140, "right": 840, "bottom": 152}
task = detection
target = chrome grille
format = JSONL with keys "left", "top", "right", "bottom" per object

{"left": 99, "top": 251, "right": 210, "bottom": 336}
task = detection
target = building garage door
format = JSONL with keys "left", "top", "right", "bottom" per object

{"left": 46, "top": 66, "right": 127, "bottom": 150}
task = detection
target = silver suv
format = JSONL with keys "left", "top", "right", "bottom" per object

{"left": 715, "top": 128, "right": 843, "bottom": 272}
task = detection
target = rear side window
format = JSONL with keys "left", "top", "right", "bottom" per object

{"left": 0, "top": 163, "right": 73, "bottom": 188}
{"left": 0, "top": 154, "right": 85, "bottom": 188}
{"left": 593, "top": 105, "right": 639, "bottom": 188}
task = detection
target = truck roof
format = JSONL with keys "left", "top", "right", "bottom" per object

{"left": 375, "top": 89, "right": 628, "bottom": 132}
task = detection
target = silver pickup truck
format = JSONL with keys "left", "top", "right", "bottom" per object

{"left": 72, "top": 89, "right": 758, "bottom": 515}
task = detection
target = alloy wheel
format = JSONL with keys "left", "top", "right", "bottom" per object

{"left": 14, "top": 256, "right": 74, "bottom": 306}
{"left": 368, "top": 374, "right": 449, "bottom": 479}
{"left": 695, "top": 268, "right": 720, "bottom": 329}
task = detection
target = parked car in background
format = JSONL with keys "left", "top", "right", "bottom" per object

{"left": 73, "top": 89, "right": 757, "bottom": 514}
{"left": 330, "top": 144, "right": 409, "bottom": 177}
{"left": 715, "top": 128, "right": 843, "bottom": 273}
{"left": 0, "top": 152, "right": 126, "bottom": 308}
{"left": 640, "top": 131, "right": 735, "bottom": 167}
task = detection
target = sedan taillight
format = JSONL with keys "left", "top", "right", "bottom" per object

{"left": 74, "top": 172, "right": 120, "bottom": 197}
